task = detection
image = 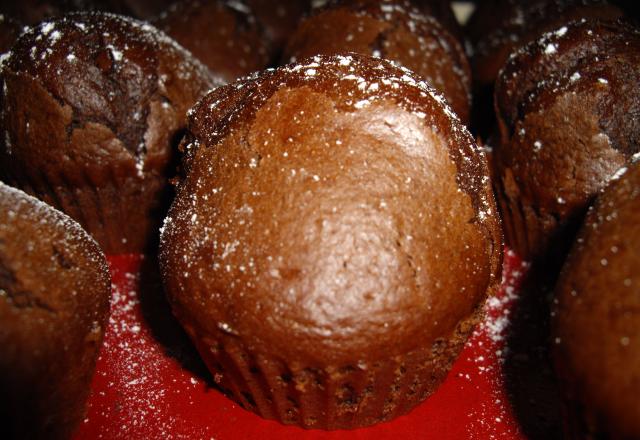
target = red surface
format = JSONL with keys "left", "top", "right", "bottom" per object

{"left": 74, "top": 250, "right": 529, "bottom": 440}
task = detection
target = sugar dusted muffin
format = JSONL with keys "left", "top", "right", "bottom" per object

{"left": 160, "top": 54, "right": 502, "bottom": 429}
{"left": 0, "top": 182, "right": 110, "bottom": 439}
{"left": 467, "top": 0, "right": 622, "bottom": 93}
{"left": 0, "top": 12, "right": 221, "bottom": 253}
{"left": 466, "top": 0, "right": 623, "bottom": 136}
{"left": 283, "top": 0, "right": 472, "bottom": 124}
{"left": 552, "top": 162, "right": 640, "bottom": 439}
{"left": 154, "top": 0, "right": 271, "bottom": 83}
{"left": 493, "top": 18, "right": 640, "bottom": 264}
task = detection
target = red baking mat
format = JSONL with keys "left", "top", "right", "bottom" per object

{"left": 73, "top": 249, "right": 549, "bottom": 440}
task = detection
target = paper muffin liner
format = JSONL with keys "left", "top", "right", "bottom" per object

{"left": 182, "top": 306, "right": 483, "bottom": 430}
{"left": 495, "top": 169, "right": 533, "bottom": 260}
{"left": 495, "top": 169, "right": 585, "bottom": 271}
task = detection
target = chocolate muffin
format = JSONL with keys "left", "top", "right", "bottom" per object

{"left": 0, "top": 182, "right": 111, "bottom": 439}
{"left": 283, "top": 0, "right": 472, "bottom": 124}
{"left": 467, "top": 0, "right": 622, "bottom": 90}
{"left": 466, "top": 0, "right": 623, "bottom": 137}
{"left": 552, "top": 162, "right": 640, "bottom": 439}
{"left": 154, "top": 1, "right": 271, "bottom": 83}
{"left": 308, "top": 0, "right": 464, "bottom": 42}
{"left": 160, "top": 54, "right": 502, "bottom": 429}
{"left": 492, "top": 18, "right": 640, "bottom": 265}
{"left": 0, "top": 12, "right": 221, "bottom": 254}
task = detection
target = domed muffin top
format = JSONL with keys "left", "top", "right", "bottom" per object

{"left": 160, "top": 54, "right": 502, "bottom": 366}
{"left": 0, "top": 181, "right": 109, "bottom": 316}
{"left": 467, "top": 0, "right": 623, "bottom": 86}
{"left": 154, "top": 0, "right": 272, "bottom": 83}
{"left": 283, "top": 0, "right": 471, "bottom": 123}
{"left": 1, "top": 11, "right": 220, "bottom": 159}
{"left": 496, "top": 17, "right": 640, "bottom": 153}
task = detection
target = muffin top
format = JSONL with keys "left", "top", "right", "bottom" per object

{"left": 154, "top": 0, "right": 271, "bottom": 83}
{"left": 160, "top": 54, "right": 502, "bottom": 366}
{"left": 0, "top": 181, "right": 109, "bottom": 354}
{"left": 283, "top": 0, "right": 471, "bottom": 123}
{"left": 467, "top": 0, "right": 623, "bottom": 87}
{"left": 0, "top": 12, "right": 220, "bottom": 181}
{"left": 496, "top": 18, "right": 640, "bottom": 147}
{"left": 553, "top": 162, "right": 640, "bottom": 439}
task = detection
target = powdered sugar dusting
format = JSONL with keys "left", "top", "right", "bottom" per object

{"left": 479, "top": 249, "right": 529, "bottom": 345}
{"left": 175, "top": 54, "right": 496, "bottom": 294}
{"left": 89, "top": 267, "right": 177, "bottom": 436}
{"left": 163, "top": 54, "right": 499, "bottom": 327}
{"left": 3, "top": 12, "right": 220, "bottom": 92}
{"left": 463, "top": 249, "right": 528, "bottom": 439}
{"left": 0, "top": 182, "right": 106, "bottom": 272}
{"left": 1, "top": 12, "right": 221, "bottom": 185}
{"left": 609, "top": 165, "right": 628, "bottom": 181}
{"left": 286, "top": 0, "right": 470, "bottom": 119}
{"left": 501, "top": 19, "right": 640, "bottom": 112}
{"left": 81, "top": 256, "right": 209, "bottom": 439}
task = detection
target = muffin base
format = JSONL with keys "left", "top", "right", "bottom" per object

{"left": 180, "top": 306, "right": 483, "bottom": 430}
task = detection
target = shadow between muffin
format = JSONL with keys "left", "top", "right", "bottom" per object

{"left": 501, "top": 264, "right": 564, "bottom": 440}
{"left": 137, "top": 253, "right": 217, "bottom": 389}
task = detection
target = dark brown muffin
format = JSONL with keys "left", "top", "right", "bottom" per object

{"left": 154, "top": 1, "right": 271, "bottom": 83}
{"left": 492, "top": 18, "right": 640, "bottom": 265}
{"left": 552, "top": 162, "right": 640, "bottom": 439}
{"left": 160, "top": 54, "right": 502, "bottom": 429}
{"left": 467, "top": 0, "right": 622, "bottom": 89}
{"left": 0, "top": 12, "right": 221, "bottom": 254}
{"left": 466, "top": 0, "right": 623, "bottom": 137}
{"left": 283, "top": 0, "right": 472, "bottom": 124}
{"left": 0, "top": 181, "right": 111, "bottom": 439}
{"left": 309, "top": 0, "right": 465, "bottom": 42}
